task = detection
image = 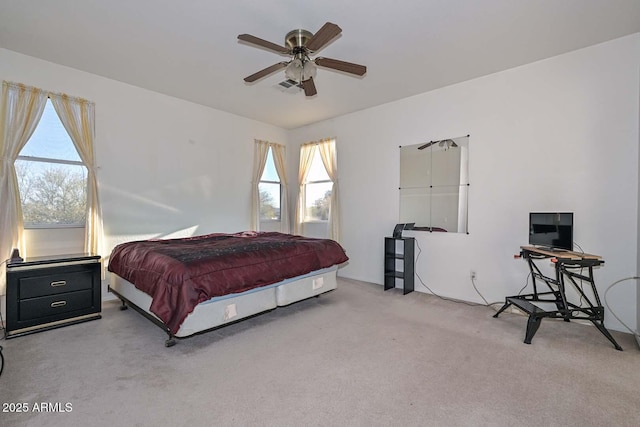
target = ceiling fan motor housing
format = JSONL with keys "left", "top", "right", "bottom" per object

{"left": 285, "top": 29, "right": 313, "bottom": 52}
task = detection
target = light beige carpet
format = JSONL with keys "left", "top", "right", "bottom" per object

{"left": 0, "top": 277, "right": 638, "bottom": 427}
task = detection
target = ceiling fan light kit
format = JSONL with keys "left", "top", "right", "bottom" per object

{"left": 238, "top": 22, "right": 366, "bottom": 97}
{"left": 284, "top": 57, "right": 317, "bottom": 83}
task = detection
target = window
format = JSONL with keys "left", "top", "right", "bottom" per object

{"left": 15, "top": 99, "right": 87, "bottom": 228}
{"left": 259, "top": 147, "right": 281, "bottom": 221}
{"left": 294, "top": 138, "right": 338, "bottom": 239}
{"left": 304, "top": 149, "right": 332, "bottom": 221}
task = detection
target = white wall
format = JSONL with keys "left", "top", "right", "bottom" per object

{"left": 289, "top": 34, "right": 640, "bottom": 333}
{"left": 1, "top": 34, "right": 639, "bottom": 334}
{"left": 0, "top": 48, "right": 289, "bottom": 305}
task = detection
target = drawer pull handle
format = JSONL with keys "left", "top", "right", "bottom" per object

{"left": 50, "top": 280, "right": 67, "bottom": 287}
{"left": 51, "top": 301, "right": 67, "bottom": 308}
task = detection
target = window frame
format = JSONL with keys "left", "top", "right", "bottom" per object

{"left": 15, "top": 99, "right": 89, "bottom": 230}
{"left": 303, "top": 150, "right": 333, "bottom": 223}
{"left": 258, "top": 147, "right": 282, "bottom": 223}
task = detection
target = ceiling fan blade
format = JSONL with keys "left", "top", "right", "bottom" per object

{"left": 238, "top": 34, "right": 290, "bottom": 55}
{"left": 243, "top": 62, "right": 288, "bottom": 83}
{"left": 306, "top": 22, "right": 342, "bottom": 52}
{"left": 315, "top": 57, "right": 366, "bottom": 76}
{"left": 301, "top": 78, "right": 317, "bottom": 97}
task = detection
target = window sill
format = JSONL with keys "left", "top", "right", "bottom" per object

{"left": 24, "top": 225, "right": 86, "bottom": 230}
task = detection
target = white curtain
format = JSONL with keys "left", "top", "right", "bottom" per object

{"left": 318, "top": 139, "right": 340, "bottom": 242}
{"left": 0, "top": 82, "right": 48, "bottom": 295}
{"left": 250, "top": 140, "right": 270, "bottom": 231}
{"left": 49, "top": 93, "right": 103, "bottom": 258}
{"left": 270, "top": 143, "right": 290, "bottom": 233}
{"left": 294, "top": 143, "right": 317, "bottom": 235}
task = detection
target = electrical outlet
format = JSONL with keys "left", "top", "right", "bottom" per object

{"left": 470, "top": 270, "right": 477, "bottom": 280}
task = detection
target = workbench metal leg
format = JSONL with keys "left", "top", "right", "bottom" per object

{"left": 524, "top": 315, "right": 542, "bottom": 344}
{"left": 492, "top": 301, "right": 511, "bottom": 318}
{"left": 592, "top": 321, "right": 623, "bottom": 351}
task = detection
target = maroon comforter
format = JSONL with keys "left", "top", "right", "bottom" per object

{"left": 108, "top": 231, "right": 348, "bottom": 334}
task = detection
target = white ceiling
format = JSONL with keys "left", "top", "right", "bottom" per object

{"left": 1, "top": 0, "right": 639, "bottom": 129}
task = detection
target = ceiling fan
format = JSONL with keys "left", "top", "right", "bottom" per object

{"left": 238, "top": 22, "right": 367, "bottom": 96}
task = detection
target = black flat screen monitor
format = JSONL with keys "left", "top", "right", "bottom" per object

{"left": 529, "top": 212, "right": 573, "bottom": 251}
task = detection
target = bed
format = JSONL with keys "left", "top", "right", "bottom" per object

{"left": 107, "top": 231, "right": 349, "bottom": 346}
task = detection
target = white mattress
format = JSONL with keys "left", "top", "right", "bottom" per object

{"left": 110, "top": 266, "right": 338, "bottom": 338}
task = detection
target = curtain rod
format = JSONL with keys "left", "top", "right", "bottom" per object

{"left": 301, "top": 137, "right": 335, "bottom": 147}
{"left": 254, "top": 139, "right": 284, "bottom": 147}
{"left": 3, "top": 80, "right": 94, "bottom": 106}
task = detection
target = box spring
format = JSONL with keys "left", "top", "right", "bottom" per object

{"left": 109, "top": 266, "right": 338, "bottom": 338}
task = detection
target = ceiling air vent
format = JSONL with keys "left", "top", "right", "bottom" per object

{"left": 274, "top": 79, "right": 302, "bottom": 94}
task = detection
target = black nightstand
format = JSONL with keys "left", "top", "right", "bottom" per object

{"left": 6, "top": 253, "right": 101, "bottom": 338}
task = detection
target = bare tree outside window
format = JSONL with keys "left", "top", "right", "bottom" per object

{"left": 16, "top": 162, "right": 87, "bottom": 226}
{"left": 309, "top": 189, "right": 331, "bottom": 221}
{"left": 259, "top": 185, "right": 280, "bottom": 220}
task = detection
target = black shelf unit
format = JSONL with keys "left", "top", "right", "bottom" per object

{"left": 384, "top": 237, "right": 415, "bottom": 294}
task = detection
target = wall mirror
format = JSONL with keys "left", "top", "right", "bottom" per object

{"left": 399, "top": 135, "right": 469, "bottom": 233}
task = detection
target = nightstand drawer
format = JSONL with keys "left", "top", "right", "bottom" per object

{"left": 19, "top": 289, "right": 94, "bottom": 321}
{"left": 19, "top": 270, "right": 94, "bottom": 299}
